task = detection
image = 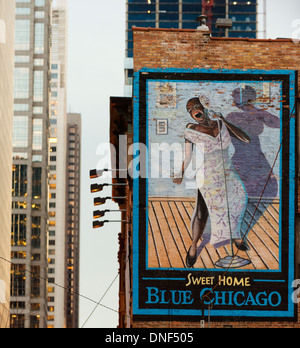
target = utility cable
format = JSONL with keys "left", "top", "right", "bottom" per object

{"left": 80, "top": 254, "right": 131, "bottom": 328}
{"left": 0, "top": 256, "right": 125, "bottom": 323}
{"left": 81, "top": 272, "right": 119, "bottom": 328}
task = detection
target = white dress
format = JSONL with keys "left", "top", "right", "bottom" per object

{"left": 184, "top": 122, "right": 248, "bottom": 249}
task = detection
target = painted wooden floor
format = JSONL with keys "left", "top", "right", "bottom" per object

{"left": 148, "top": 197, "right": 280, "bottom": 270}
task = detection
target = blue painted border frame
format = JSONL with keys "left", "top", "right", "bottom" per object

{"left": 144, "top": 78, "right": 283, "bottom": 273}
{"left": 132, "top": 67, "right": 297, "bottom": 319}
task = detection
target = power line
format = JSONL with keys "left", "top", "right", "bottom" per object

{"left": 0, "top": 256, "right": 122, "bottom": 324}
{"left": 81, "top": 272, "right": 119, "bottom": 328}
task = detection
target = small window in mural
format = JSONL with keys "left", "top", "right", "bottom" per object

{"left": 156, "top": 119, "right": 168, "bottom": 135}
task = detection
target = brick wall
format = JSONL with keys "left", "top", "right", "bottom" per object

{"left": 131, "top": 27, "right": 300, "bottom": 329}
{"left": 133, "top": 28, "right": 300, "bottom": 75}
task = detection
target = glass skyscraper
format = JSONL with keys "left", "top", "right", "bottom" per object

{"left": 11, "top": 0, "right": 80, "bottom": 328}
{"left": 11, "top": 0, "right": 52, "bottom": 329}
{"left": 125, "top": 0, "right": 258, "bottom": 95}
{"left": 127, "top": 0, "right": 257, "bottom": 56}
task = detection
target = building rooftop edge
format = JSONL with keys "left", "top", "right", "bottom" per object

{"left": 132, "top": 26, "right": 295, "bottom": 43}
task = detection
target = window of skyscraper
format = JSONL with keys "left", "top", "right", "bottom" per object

{"left": 33, "top": 106, "right": 43, "bottom": 114}
{"left": 31, "top": 217, "right": 41, "bottom": 248}
{"left": 128, "top": 1, "right": 156, "bottom": 12}
{"left": 34, "top": 23, "right": 45, "bottom": 54}
{"left": 229, "top": 5, "right": 256, "bottom": 13}
{"left": 32, "top": 119, "right": 43, "bottom": 151}
{"left": 14, "top": 68, "right": 30, "bottom": 99}
{"left": 35, "top": 11, "right": 45, "bottom": 19}
{"left": 159, "top": 10, "right": 179, "bottom": 21}
{"left": 128, "top": 12, "right": 156, "bottom": 20}
{"left": 10, "top": 315, "right": 25, "bottom": 329}
{"left": 13, "top": 116, "right": 29, "bottom": 148}
{"left": 32, "top": 167, "right": 42, "bottom": 199}
{"left": 30, "top": 266, "right": 40, "bottom": 300}
{"left": 15, "top": 20, "right": 30, "bottom": 51}
{"left": 34, "top": 58, "right": 44, "bottom": 66}
{"left": 128, "top": 20, "right": 156, "bottom": 28}
{"left": 127, "top": 0, "right": 157, "bottom": 57}
{"left": 16, "top": 7, "right": 31, "bottom": 15}
{"left": 15, "top": 55, "right": 30, "bottom": 63}
{"left": 159, "top": 21, "right": 179, "bottom": 29}
{"left": 11, "top": 215, "right": 27, "bottom": 247}
{"left": 11, "top": 264, "right": 26, "bottom": 297}
{"left": 32, "top": 155, "right": 43, "bottom": 163}
{"left": 35, "top": 0, "right": 45, "bottom": 7}
{"left": 14, "top": 103, "right": 29, "bottom": 111}
{"left": 32, "top": 203, "right": 41, "bottom": 212}
{"left": 33, "top": 70, "right": 44, "bottom": 102}
{"left": 182, "top": 2, "right": 203, "bottom": 12}
{"left": 12, "top": 164, "right": 28, "bottom": 198}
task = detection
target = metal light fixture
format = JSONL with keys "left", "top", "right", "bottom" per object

{"left": 90, "top": 168, "right": 129, "bottom": 229}
{"left": 94, "top": 196, "right": 127, "bottom": 206}
{"left": 93, "top": 209, "right": 126, "bottom": 219}
{"left": 90, "top": 168, "right": 128, "bottom": 179}
{"left": 93, "top": 219, "right": 129, "bottom": 229}
{"left": 90, "top": 182, "right": 127, "bottom": 193}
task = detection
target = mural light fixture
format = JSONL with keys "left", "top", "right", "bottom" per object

{"left": 93, "top": 220, "right": 129, "bottom": 229}
{"left": 93, "top": 196, "right": 127, "bottom": 206}
{"left": 93, "top": 208, "right": 128, "bottom": 229}
{"left": 93, "top": 209, "right": 126, "bottom": 219}
{"left": 90, "top": 182, "right": 127, "bottom": 194}
{"left": 90, "top": 168, "right": 129, "bottom": 229}
{"left": 90, "top": 168, "right": 128, "bottom": 179}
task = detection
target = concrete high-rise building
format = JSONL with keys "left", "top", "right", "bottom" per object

{"left": 124, "top": 0, "right": 258, "bottom": 96}
{"left": 10, "top": 0, "right": 52, "bottom": 329}
{"left": 65, "top": 113, "right": 81, "bottom": 328}
{"left": 0, "top": 0, "right": 15, "bottom": 329}
{"left": 47, "top": 0, "right": 68, "bottom": 329}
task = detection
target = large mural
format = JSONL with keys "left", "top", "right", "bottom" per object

{"left": 133, "top": 69, "right": 297, "bottom": 321}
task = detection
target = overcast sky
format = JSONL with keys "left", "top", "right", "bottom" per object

{"left": 67, "top": 0, "right": 300, "bottom": 328}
